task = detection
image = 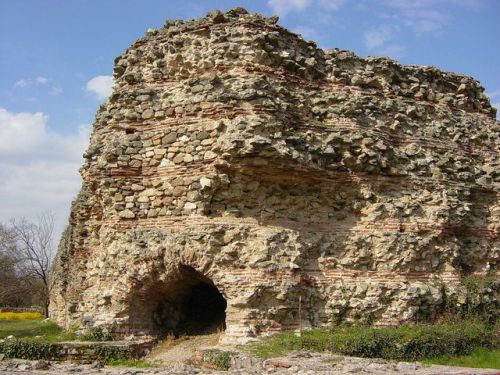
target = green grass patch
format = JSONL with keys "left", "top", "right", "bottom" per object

{"left": 245, "top": 331, "right": 300, "bottom": 358}
{"left": 423, "top": 348, "right": 500, "bottom": 369}
{"left": 0, "top": 319, "right": 76, "bottom": 342}
{"left": 0, "top": 320, "right": 59, "bottom": 339}
{"left": 244, "top": 318, "right": 498, "bottom": 363}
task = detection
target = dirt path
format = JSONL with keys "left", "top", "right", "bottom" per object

{"left": 146, "top": 332, "right": 222, "bottom": 364}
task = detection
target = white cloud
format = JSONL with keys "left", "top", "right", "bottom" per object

{"left": 380, "top": 44, "right": 406, "bottom": 58}
{"left": 362, "top": 0, "right": 485, "bottom": 57}
{"left": 14, "top": 79, "right": 28, "bottom": 88}
{"left": 35, "top": 76, "right": 49, "bottom": 84}
{"left": 0, "top": 108, "right": 90, "bottom": 240}
{"left": 50, "top": 87, "right": 63, "bottom": 96}
{"left": 403, "top": 8, "right": 445, "bottom": 34}
{"left": 379, "top": 0, "right": 483, "bottom": 36}
{"left": 364, "top": 25, "right": 405, "bottom": 58}
{"left": 364, "top": 25, "right": 394, "bottom": 49}
{"left": 268, "top": 0, "right": 312, "bottom": 15}
{"left": 318, "top": 0, "right": 345, "bottom": 10}
{"left": 268, "top": 0, "right": 345, "bottom": 16}
{"left": 86, "top": 75, "right": 113, "bottom": 100}
{"left": 0, "top": 110, "right": 48, "bottom": 154}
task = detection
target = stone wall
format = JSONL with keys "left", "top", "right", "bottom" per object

{"left": 50, "top": 8, "right": 499, "bottom": 343}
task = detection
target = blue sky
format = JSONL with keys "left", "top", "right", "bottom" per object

{"left": 1, "top": 0, "right": 499, "bottom": 239}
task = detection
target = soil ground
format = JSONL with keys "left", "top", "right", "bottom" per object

{"left": 146, "top": 332, "right": 222, "bottom": 364}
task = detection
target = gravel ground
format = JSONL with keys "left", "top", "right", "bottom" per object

{"left": 1, "top": 351, "right": 499, "bottom": 375}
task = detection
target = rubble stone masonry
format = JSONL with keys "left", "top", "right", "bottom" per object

{"left": 50, "top": 8, "right": 499, "bottom": 343}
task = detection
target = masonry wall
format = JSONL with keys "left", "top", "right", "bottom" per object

{"left": 50, "top": 8, "right": 499, "bottom": 343}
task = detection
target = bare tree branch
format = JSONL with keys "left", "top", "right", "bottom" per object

{"left": 0, "top": 223, "right": 30, "bottom": 307}
{"left": 8, "top": 213, "right": 55, "bottom": 316}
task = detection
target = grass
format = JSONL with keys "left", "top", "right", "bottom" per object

{"left": 423, "top": 348, "right": 500, "bottom": 369}
{"left": 244, "top": 330, "right": 348, "bottom": 359}
{"left": 243, "top": 319, "right": 499, "bottom": 369}
{"left": 0, "top": 319, "right": 76, "bottom": 342}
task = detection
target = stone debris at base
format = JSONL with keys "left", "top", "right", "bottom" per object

{"left": 1, "top": 353, "right": 500, "bottom": 375}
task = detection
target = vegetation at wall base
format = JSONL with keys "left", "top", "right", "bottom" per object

{"left": 93, "top": 345, "right": 130, "bottom": 361}
{"left": 0, "top": 341, "right": 59, "bottom": 360}
{"left": 244, "top": 318, "right": 499, "bottom": 368}
{"left": 200, "top": 349, "right": 236, "bottom": 371}
{"left": 0, "top": 341, "right": 132, "bottom": 361}
{"left": 423, "top": 348, "right": 500, "bottom": 369}
{"left": 435, "top": 275, "right": 500, "bottom": 328}
{"left": 0, "top": 320, "right": 125, "bottom": 361}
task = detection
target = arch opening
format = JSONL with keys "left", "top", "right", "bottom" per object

{"left": 128, "top": 265, "right": 226, "bottom": 337}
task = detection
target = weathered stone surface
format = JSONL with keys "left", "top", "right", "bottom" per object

{"left": 1, "top": 353, "right": 499, "bottom": 374}
{"left": 50, "top": 8, "right": 499, "bottom": 344}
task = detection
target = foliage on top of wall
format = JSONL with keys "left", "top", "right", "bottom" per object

{"left": 79, "top": 326, "right": 113, "bottom": 342}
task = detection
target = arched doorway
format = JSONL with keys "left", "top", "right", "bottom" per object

{"left": 128, "top": 265, "right": 226, "bottom": 337}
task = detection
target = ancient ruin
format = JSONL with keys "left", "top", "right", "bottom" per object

{"left": 50, "top": 8, "right": 499, "bottom": 343}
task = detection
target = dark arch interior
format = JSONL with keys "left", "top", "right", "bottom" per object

{"left": 129, "top": 265, "right": 226, "bottom": 337}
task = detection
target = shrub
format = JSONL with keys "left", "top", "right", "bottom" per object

{"left": 246, "top": 318, "right": 498, "bottom": 361}
{"left": 200, "top": 349, "right": 236, "bottom": 370}
{"left": 0, "top": 341, "right": 59, "bottom": 360}
{"left": 80, "top": 326, "right": 113, "bottom": 341}
{"left": 328, "top": 320, "right": 494, "bottom": 361}
{"left": 459, "top": 275, "right": 499, "bottom": 325}
{"left": 94, "top": 345, "right": 129, "bottom": 361}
